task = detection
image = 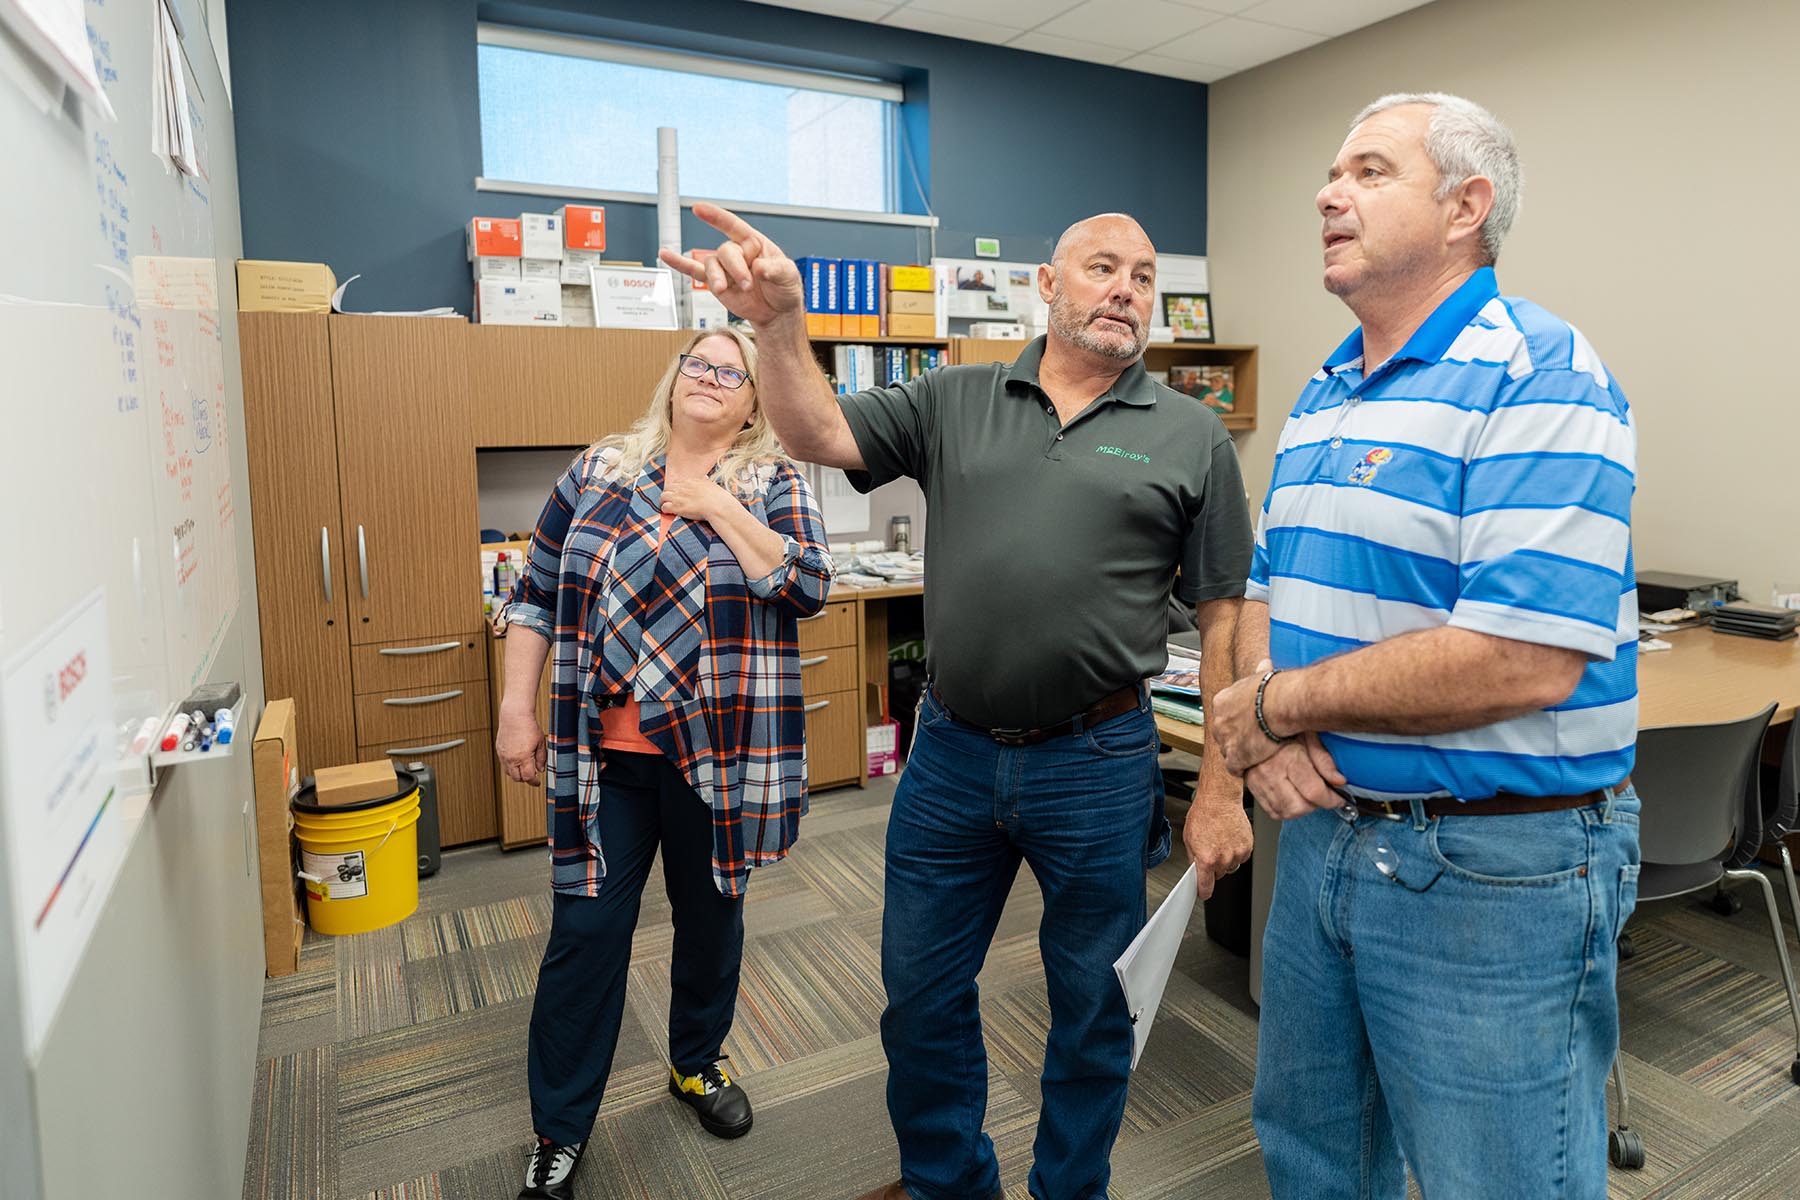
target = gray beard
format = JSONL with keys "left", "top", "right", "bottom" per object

{"left": 1049, "top": 296, "right": 1147, "bottom": 362}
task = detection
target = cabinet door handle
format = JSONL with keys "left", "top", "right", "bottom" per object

{"left": 382, "top": 689, "right": 463, "bottom": 707}
{"left": 803, "top": 699, "right": 831, "bottom": 713}
{"left": 320, "top": 527, "right": 333, "bottom": 604}
{"left": 383, "top": 738, "right": 466, "bottom": 756}
{"left": 378, "top": 641, "right": 462, "bottom": 657}
{"left": 798, "top": 654, "right": 830, "bottom": 668}
{"left": 357, "top": 524, "right": 370, "bottom": 599}
{"left": 797, "top": 610, "right": 827, "bottom": 622}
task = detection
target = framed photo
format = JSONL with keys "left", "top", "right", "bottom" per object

{"left": 1162, "top": 292, "right": 1214, "bottom": 342}
{"left": 1169, "top": 364, "right": 1234, "bottom": 414}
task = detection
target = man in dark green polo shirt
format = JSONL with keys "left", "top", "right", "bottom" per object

{"left": 665, "top": 205, "right": 1253, "bottom": 1200}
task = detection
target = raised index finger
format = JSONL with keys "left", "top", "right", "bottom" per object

{"left": 693, "top": 201, "right": 765, "bottom": 249}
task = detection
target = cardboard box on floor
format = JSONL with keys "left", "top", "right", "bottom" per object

{"left": 252, "top": 699, "right": 304, "bottom": 977}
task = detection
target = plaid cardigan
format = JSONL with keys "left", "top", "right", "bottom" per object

{"left": 498, "top": 446, "right": 834, "bottom": 897}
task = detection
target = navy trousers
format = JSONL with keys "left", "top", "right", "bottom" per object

{"left": 526, "top": 750, "right": 746, "bottom": 1144}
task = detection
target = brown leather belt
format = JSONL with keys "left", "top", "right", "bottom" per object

{"left": 931, "top": 683, "right": 1143, "bottom": 747}
{"left": 1351, "top": 776, "right": 1632, "bottom": 819}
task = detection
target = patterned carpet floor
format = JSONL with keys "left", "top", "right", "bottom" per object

{"left": 243, "top": 763, "right": 1800, "bottom": 1199}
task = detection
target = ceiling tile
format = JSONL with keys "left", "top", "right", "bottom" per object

{"left": 1004, "top": 30, "right": 1135, "bottom": 66}
{"left": 878, "top": 7, "right": 1026, "bottom": 41}
{"left": 903, "top": 0, "right": 1077, "bottom": 28}
{"left": 1164, "top": 0, "right": 1264, "bottom": 13}
{"left": 1117, "top": 51, "right": 1238, "bottom": 83}
{"left": 1237, "top": 0, "right": 1430, "bottom": 38}
{"left": 1160, "top": 15, "right": 1323, "bottom": 69}
{"left": 1037, "top": 0, "right": 1222, "bottom": 53}
{"left": 748, "top": 0, "right": 904, "bottom": 21}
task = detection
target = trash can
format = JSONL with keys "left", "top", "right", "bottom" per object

{"left": 407, "top": 759, "right": 443, "bottom": 878}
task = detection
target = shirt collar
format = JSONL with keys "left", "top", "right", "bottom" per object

{"left": 1004, "top": 335, "right": 1156, "bottom": 407}
{"left": 1322, "top": 266, "right": 1500, "bottom": 376}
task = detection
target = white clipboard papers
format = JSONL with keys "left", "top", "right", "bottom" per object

{"left": 1114, "top": 863, "right": 1199, "bottom": 1069}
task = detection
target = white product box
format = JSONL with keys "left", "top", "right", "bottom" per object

{"left": 474, "top": 255, "right": 522, "bottom": 281}
{"left": 476, "top": 279, "right": 562, "bottom": 326}
{"left": 521, "top": 212, "right": 562, "bottom": 259}
{"left": 968, "top": 322, "right": 1027, "bottom": 339}
{"left": 560, "top": 248, "right": 604, "bottom": 285}
{"left": 561, "top": 284, "right": 595, "bottom": 328}
{"left": 520, "top": 257, "right": 561, "bottom": 281}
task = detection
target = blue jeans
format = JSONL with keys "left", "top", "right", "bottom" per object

{"left": 1253, "top": 787, "right": 1641, "bottom": 1199}
{"left": 881, "top": 689, "right": 1167, "bottom": 1200}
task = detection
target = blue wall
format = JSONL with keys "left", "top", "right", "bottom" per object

{"left": 227, "top": 0, "right": 1208, "bottom": 314}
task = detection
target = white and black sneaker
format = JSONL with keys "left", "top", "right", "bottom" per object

{"left": 518, "top": 1135, "right": 585, "bottom": 1200}
{"left": 668, "top": 1060, "right": 754, "bottom": 1138}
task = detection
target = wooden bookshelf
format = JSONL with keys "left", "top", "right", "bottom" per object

{"left": 950, "top": 338, "right": 1258, "bottom": 432}
{"left": 812, "top": 334, "right": 950, "bottom": 347}
{"left": 1141, "top": 342, "right": 1258, "bottom": 432}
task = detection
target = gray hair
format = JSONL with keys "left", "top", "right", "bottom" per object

{"left": 1352, "top": 92, "right": 1521, "bottom": 264}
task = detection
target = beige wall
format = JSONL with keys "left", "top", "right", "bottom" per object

{"left": 1209, "top": 0, "right": 1798, "bottom": 603}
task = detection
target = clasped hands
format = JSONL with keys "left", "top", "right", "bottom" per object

{"left": 1209, "top": 661, "right": 1347, "bottom": 821}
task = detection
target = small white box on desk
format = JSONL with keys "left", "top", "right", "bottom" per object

{"left": 476, "top": 279, "right": 562, "bottom": 326}
{"left": 474, "top": 255, "right": 522, "bottom": 281}
{"left": 561, "top": 248, "right": 603, "bottom": 285}
{"left": 521, "top": 212, "right": 562, "bottom": 259}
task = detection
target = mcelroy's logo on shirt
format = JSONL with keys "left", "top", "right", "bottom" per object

{"left": 1095, "top": 445, "right": 1150, "bottom": 464}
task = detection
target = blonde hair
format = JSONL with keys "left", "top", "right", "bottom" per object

{"left": 591, "top": 325, "right": 789, "bottom": 496}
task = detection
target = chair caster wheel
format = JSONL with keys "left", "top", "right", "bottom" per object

{"left": 1608, "top": 1129, "right": 1645, "bottom": 1170}
{"left": 1711, "top": 889, "right": 1743, "bottom": 916}
{"left": 1617, "top": 932, "right": 1636, "bottom": 961}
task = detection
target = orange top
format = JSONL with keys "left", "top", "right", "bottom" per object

{"left": 599, "top": 512, "right": 675, "bottom": 755}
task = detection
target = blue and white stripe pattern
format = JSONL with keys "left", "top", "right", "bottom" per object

{"left": 1247, "top": 268, "right": 1636, "bottom": 800}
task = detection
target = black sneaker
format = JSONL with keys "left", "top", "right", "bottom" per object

{"left": 518, "top": 1135, "right": 585, "bottom": 1200}
{"left": 668, "top": 1060, "right": 754, "bottom": 1138}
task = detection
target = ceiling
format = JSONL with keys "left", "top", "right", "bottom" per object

{"left": 747, "top": 0, "right": 1435, "bottom": 83}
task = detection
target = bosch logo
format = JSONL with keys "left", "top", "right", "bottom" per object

{"left": 610, "top": 278, "right": 655, "bottom": 290}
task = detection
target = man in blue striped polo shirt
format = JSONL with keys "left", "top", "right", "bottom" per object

{"left": 1207, "top": 94, "right": 1639, "bottom": 1198}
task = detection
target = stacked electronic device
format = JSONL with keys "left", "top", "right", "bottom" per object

{"left": 1711, "top": 602, "right": 1800, "bottom": 641}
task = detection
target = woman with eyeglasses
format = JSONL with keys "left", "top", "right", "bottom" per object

{"left": 494, "top": 326, "right": 833, "bottom": 1200}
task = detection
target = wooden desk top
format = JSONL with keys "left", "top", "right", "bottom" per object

{"left": 1156, "top": 626, "right": 1800, "bottom": 758}
{"left": 1638, "top": 625, "right": 1800, "bottom": 728}
{"left": 829, "top": 582, "right": 923, "bottom": 603}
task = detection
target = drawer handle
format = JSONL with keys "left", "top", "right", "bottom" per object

{"left": 798, "top": 654, "right": 830, "bottom": 668}
{"left": 320, "top": 527, "right": 333, "bottom": 604}
{"left": 382, "top": 689, "right": 464, "bottom": 707}
{"left": 803, "top": 699, "right": 831, "bottom": 713}
{"left": 383, "top": 738, "right": 466, "bottom": 756}
{"left": 378, "top": 641, "right": 462, "bottom": 656}
{"left": 797, "top": 610, "right": 828, "bottom": 622}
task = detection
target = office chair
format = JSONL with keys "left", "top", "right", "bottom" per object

{"left": 1764, "top": 721, "right": 1800, "bottom": 939}
{"left": 1609, "top": 703, "right": 1798, "bottom": 1170}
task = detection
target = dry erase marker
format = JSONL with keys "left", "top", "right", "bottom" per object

{"left": 160, "top": 712, "right": 192, "bottom": 751}
{"left": 181, "top": 736, "right": 197, "bottom": 752}
{"left": 214, "top": 708, "right": 236, "bottom": 744}
{"left": 129, "top": 715, "right": 162, "bottom": 756}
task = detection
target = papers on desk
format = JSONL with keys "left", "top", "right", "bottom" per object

{"left": 1114, "top": 864, "right": 1199, "bottom": 1069}
{"left": 1151, "top": 650, "right": 1204, "bottom": 724}
{"left": 329, "top": 275, "right": 460, "bottom": 318}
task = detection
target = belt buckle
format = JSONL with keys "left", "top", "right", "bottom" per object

{"left": 988, "top": 726, "right": 1032, "bottom": 746}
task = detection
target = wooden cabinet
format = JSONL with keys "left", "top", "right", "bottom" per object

{"left": 329, "top": 316, "right": 483, "bottom": 643}
{"left": 802, "top": 599, "right": 863, "bottom": 790}
{"left": 240, "top": 313, "right": 356, "bottom": 775}
{"left": 469, "top": 325, "right": 690, "bottom": 448}
{"left": 359, "top": 731, "right": 496, "bottom": 847}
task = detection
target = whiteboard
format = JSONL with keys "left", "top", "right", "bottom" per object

{"left": 0, "top": 0, "right": 239, "bottom": 765}
{"left": 0, "top": 0, "right": 243, "bottom": 1058}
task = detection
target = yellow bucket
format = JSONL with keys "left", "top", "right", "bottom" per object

{"left": 292, "top": 769, "right": 422, "bottom": 936}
